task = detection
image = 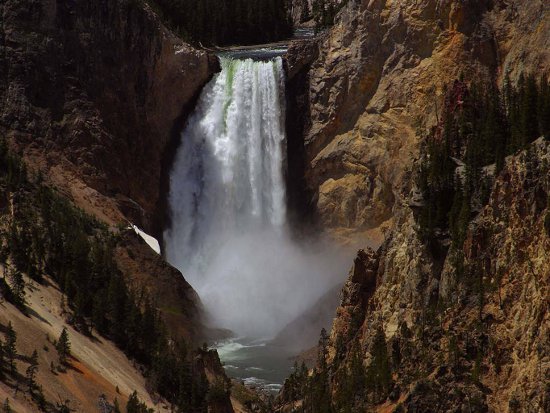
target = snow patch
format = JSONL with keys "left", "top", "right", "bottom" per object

{"left": 130, "top": 225, "right": 161, "bottom": 254}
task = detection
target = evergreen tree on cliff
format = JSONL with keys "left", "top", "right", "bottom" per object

{"left": 4, "top": 322, "right": 17, "bottom": 376}
{"left": 366, "top": 326, "right": 392, "bottom": 402}
{"left": 25, "top": 350, "right": 39, "bottom": 395}
{"left": 126, "top": 391, "right": 152, "bottom": 413}
{"left": 151, "top": 0, "right": 292, "bottom": 46}
{"left": 307, "top": 328, "right": 332, "bottom": 413}
{"left": 56, "top": 327, "right": 71, "bottom": 366}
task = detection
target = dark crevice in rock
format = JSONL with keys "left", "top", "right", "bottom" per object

{"left": 154, "top": 55, "right": 221, "bottom": 250}
{"left": 283, "top": 41, "right": 319, "bottom": 234}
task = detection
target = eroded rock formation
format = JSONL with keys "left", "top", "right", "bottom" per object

{"left": 321, "top": 139, "right": 549, "bottom": 412}
{"left": 0, "top": 0, "right": 218, "bottom": 234}
{"left": 279, "top": 1, "right": 549, "bottom": 411}
{"left": 0, "top": 0, "right": 221, "bottom": 353}
{"left": 286, "top": 0, "right": 550, "bottom": 245}
{"left": 0, "top": 1, "right": 230, "bottom": 411}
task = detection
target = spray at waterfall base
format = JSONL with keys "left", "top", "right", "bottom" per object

{"left": 164, "top": 57, "right": 351, "bottom": 389}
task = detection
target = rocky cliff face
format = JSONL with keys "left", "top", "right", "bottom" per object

{"left": 0, "top": 0, "right": 218, "bottom": 234}
{"left": 279, "top": 1, "right": 549, "bottom": 411}
{"left": 286, "top": 0, "right": 550, "bottom": 245}
{"left": 318, "top": 138, "right": 549, "bottom": 412}
{"left": 114, "top": 229, "right": 203, "bottom": 341}
{"left": 0, "top": 0, "right": 220, "bottom": 353}
{"left": 289, "top": 0, "right": 312, "bottom": 25}
{"left": 0, "top": 1, "right": 232, "bottom": 411}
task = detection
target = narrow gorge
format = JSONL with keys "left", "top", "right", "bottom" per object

{"left": 164, "top": 54, "right": 350, "bottom": 392}
{"left": 0, "top": 0, "right": 548, "bottom": 412}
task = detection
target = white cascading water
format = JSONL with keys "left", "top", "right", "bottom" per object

{"left": 164, "top": 57, "right": 347, "bottom": 339}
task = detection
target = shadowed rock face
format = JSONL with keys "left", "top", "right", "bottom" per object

{"left": 0, "top": 0, "right": 218, "bottom": 234}
{"left": 115, "top": 229, "right": 203, "bottom": 342}
{"left": 285, "top": 0, "right": 550, "bottom": 245}
{"left": 289, "top": 0, "right": 312, "bottom": 25}
{"left": 0, "top": 0, "right": 219, "bottom": 336}
{"left": 0, "top": 1, "right": 234, "bottom": 411}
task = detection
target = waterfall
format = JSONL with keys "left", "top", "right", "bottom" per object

{"left": 165, "top": 57, "right": 347, "bottom": 338}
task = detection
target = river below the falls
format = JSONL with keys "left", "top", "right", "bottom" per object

{"left": 214, "top": 338, "right": 299, "bottom": 394}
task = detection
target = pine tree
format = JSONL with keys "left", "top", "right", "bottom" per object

{"left": 56, "top": 400, "right": 71, "bottom": 413}
{"left": 56, "top": 327, "right": 71, "bottom": 365}
{"left": 3, "top": 398, "right": 12, "bottom": 413}
{"left": 310, "top": 328, "right": 332, "bottom": 413}
{"left": 472, "top": 351, "right": 483, "bottom": 383}
{"left": 522, "top": 74, "right": 539, "bottom": 143}
{"left": 26, "top": 350, "right": 39, "bottom": 394}
{"left": 126, "top": 391, "right": 140, "bottom": 413}
{"left": 505, "top": 78, "right": 518, "bottom": 151}
{"left": 4, "top": 322, "right": 17, "bottom": 375}
{"left": 34, "top": 385, "right": 47, "bottom": 411}
{"left": 448, "top": 334, "right": 460, "bottom": 369}
{"left": 152, "top": 0, "right": 292, "bottom": 46}
{"left": 126, "top": 390, "right": 150, "bottom": 413}
{"left": 301, "top": 0, "right": 311, "bottom": 22}
{"left": 349, "top": 339, "right": 366, "bottom": 392}
{"left": 449, "top": 177, "right": 465, "bottom": 246}
{"left": 0, "top": 340, "right": 4, "bottom": 378}
{"left": 366, "top": 326, "right": 392, "bottom": 402}
{"left": 8, "top": 268, "right": 26, "bottom": 310}
{"left": 113, "top": 398, "right": 121, "bottom": 413}
{"left": 456, "top": 183, "right": 471, "bottom": 247}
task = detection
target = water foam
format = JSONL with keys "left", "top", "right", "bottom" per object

{"left": 165, "top": 57, "right": 349, "bottom": 338}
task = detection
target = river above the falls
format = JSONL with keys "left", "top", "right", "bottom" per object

{"left": 214, "top": 26, "right": 316, "bottom": 60}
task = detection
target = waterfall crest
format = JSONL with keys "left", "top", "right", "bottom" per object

{"left": 165, "top": 57, "right": 346, "bottom": 338}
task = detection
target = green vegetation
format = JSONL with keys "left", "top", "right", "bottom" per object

{"left": 4, "top": 322, "right": 17, "bottom": 376}
{"left": 55, "top": 328, "right": 71, "bottom": 366}
{"left": 278, "top": 74, "right": 550, "bottom": 413}
{"left": 207, "top": 377, "right": 231, "bottom": 404}
{"left": 365, "top": 326, "right": 392, "bottom": 402}
{"left": 126, "top": 391, "right": 153, "bottom": 413}
{"left": 280, "top": 326, "right": 393, "bottom": 412}
{"left": 7, "top": 269, "right": 26, "bottom": 311}
{"left": 280, "top": 329, "right": 332, "bottom": 412}
{"left": 3, "top": 398, "right": 12, "bottom": 413}
{"left": 417, "top": 75, "right": 550, "bottom": 248}
{"left": 307, "top": 328, "right": 332, "bottom": 413}
{"left": 0, "top": 322, "right": 47, "bottom": 410}
{"left": 147, "top": 0, "right": 292, "bottom": 46}
{"left": 0, "top": 139, "right": 211, "bottom": 412}
{"left": 333, "top": 339, "right": 366, "bottom": 412}
{"left": 415, "top": 75, "right": 550, "bottom": 330}
{"left": 25, "top": 350, "right": 39, "bottom": 394}
{"left": 114, "top": 398, "right": 122, "bottom": 413}
{"left": 312, "top": 0, "right": 348, "bottom": 31}
{"left": 280, "top": 360, "right": 309, "bottom": 405}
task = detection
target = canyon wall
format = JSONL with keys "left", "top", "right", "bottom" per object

{"left": 0, "top": 1, "right": 232, "bottom": 410}
{"left": 0, "top": 0, "right": 221, "bottom": 342}
{"left": 280, "top": 0, "right": 549, "bottom": 411}
{"left": 321, "top": 138, "right": 549, "bottom": 411}
{"left": 0, "top": 0, "right": 218, "bottom": 234}
{"left": 289, "top": 0, "right": 312, "bottom": 25}
{"left": 286, "top": 0, "right": 550, "bottom": 245}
